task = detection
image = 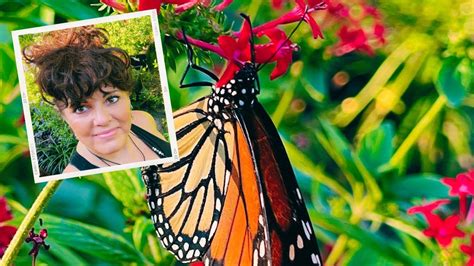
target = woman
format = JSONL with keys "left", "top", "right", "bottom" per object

{"left": 23, "top": 26, "right": 171, "bottom": 172}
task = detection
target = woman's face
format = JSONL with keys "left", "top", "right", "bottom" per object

{"left": 60, "top": 86, "right": 132, "bottom": 156}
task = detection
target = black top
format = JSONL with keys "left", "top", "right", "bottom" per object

{"left": 69, "top": 124, "right": 172, "bottom": 171}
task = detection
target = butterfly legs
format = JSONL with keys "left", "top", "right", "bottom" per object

{"left": 180, "top": 30, "right": 219, "bottom": 89}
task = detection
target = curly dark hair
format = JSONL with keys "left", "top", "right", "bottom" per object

{"left": 23, "top": 26, "right": 135, "bottom": 110}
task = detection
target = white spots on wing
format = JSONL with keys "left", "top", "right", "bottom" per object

{"left": 302, "top": 220, "right": 310, "bottom": 240}
{"left": 259, "top": 241, "right": 265, "bottom": 257}
{"left": 171, "top": 244, "right": 179, "bottom": 251}
{"left": 165, "top": 223, "right": 170, "bottom": 230}
{"left": 242, "top": 88, "right": 246, "bottom": 94}
{"left": 154, "top": 188, "right": 159, "bottom": 196}
{"left": 224, "top": 170, "right": 231, "bottom": 193}
{"left": 214, "top": 119, "right": 222, "bottom": 130}
{"left": 193, "top": 236, "right": 198, "bottom": 244}
{"left": 158, "top": 227, "right": 164, "bottom": 235}
{"left": 207, "top": 115, "right": 213, "bottom": 121}
{"left": 297, "top": 235, "right": 304, "bottom": 249}
{"left": 158, "top": 214, "right": 163, "bottom": 223}
{"left": 205, "top": 257, "right": 210, "bottom": 266}
{"left": 152, "top": 214, "right": 157, "bottom": 223}
{"left": 178, "top": 249, "right": 184, "bottom": 259}
{"left": 226, "top": 83, "right": 232, "bottom": 89}
{"left": 178, "top": 236, "right": 183, "bottom": 242}
{"left": 251, "top": 99, "right": 255, "bottom": 105}
{"left": 239, "top": 100, "right": 245, "bottom": 106}
{"left": 222, "top": 113, "right": 230, "bottom": 120}
{"left": 231, "top": 91, "right": 237, "bottom": 96}
{"left": 200, "top": 237, "right": 206, "bottom": 248}
{"left": 306, "top": 221, "right": 313, "bottom": 236}
{"left": 224, "top": 99, "right": 230, "bottom": 105}
{"left": 253, "top": 248, "right": 259, "bottom": 266}
{"left": 296, "top": 188, "right": 302, "bottom": 201}
{"left": 213, "top": 105, "right": 220, "bottom": 113}
{"left": 209, "top": 98, "right": 214, "bottom": 105}
{"left": 157, "top": 198, "right": 162, "bottom": 206}
{"left": 230, "top": 79, "right": 236, "bottom": 84}
{"left": 168, "top": 235, "right": 173, "bottom": 243}
{"left": 186, "top": 249, "right": 194, "bottom": 259}
{"left": 210, "top": 220, "right": 218, "bottom": 236}
{"left": 311, "top": 253, "right": 320, "bottom": 265}
{"left": 183, "top": 242, "right": 189, "bottom": 251}
{"left": 162, "top": 237, "right": 168, "bottom": 246}
{"left": 195, "top": 249, "right": 200, "bottom": 258}
{"left": 289, "top": 244, "right": 295, "bottom": 261}
{"left": 259, "top": 215, "right": 264, "bottom": 225}
{"left": 216, "top": 198, "right": 221, "bottom": 211}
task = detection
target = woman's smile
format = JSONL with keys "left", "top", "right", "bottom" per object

{"left": 94, "top": 127, "right": 119, "bottom": 139}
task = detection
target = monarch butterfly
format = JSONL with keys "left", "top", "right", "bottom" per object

{"left": 142, "top": 14, "right": 322, "bottom": 266}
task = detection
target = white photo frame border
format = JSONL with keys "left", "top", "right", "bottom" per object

{"left": 12, "top": 10, "right": 179, "bottom": 183}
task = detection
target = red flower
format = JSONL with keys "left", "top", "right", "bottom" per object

{"left": 0, "top": 197, "right": 16, "bottom": 258}
{"left": 255, "top": 28, "right": 298, "bottom": 79}
{"left": 215, "top": 20, "right": 252, "bottom": 87}
{"left": 253, "top": 0, "right": 326, "bottom": 39}
{"left": 407, "top": 199, "right": 450, "bottom": 217}
{"left": 441, "top": 170, "right": 474, "bottom": 197}
{"left": 137, "top": 0, "right": 162, "bottom": 11}
{"left": 100, "top": 0, "right": 128, "bottom": 12}
{"left": 461, "top": 234, "right": 474, "bottom": 266}
{"left": 333, "top": 25, "right": 373, "bottom": 56}
{"left": 423, "top": 214, "right": 465, "bottom": 247}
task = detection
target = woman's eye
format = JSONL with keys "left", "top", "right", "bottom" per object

{"left": 107, "top": 96, "right": 119, "bottom": 104}
{"left": 74, "top": 105, "right": 88, "bottom": 114}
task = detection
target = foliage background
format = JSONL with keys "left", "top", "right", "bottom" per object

{"left": 0, "top": 0, "right": 473, "bottom": 265}
{"left": 17, "top": 15, "right": 168, "bottom": 176}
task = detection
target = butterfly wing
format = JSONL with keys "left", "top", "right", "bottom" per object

{"left": 247, "top": 101, "right": 322, "bottom": 265}
{"left": 142, "top": 97, "right": 235, "bottom": 263}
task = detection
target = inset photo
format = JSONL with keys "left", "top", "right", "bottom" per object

{"left": 12, "top": 10, "right": 178, "bottom": 182}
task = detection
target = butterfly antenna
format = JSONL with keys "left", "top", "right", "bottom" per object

{"left": 256, "top": 5, "right": 310, "bottom": 71}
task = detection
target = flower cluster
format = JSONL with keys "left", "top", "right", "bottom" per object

{"left": 25, "top": 219, "right": 50, "bottom": 266}
{"left": 407, "top": 170, "right": 474, "bottom": 265}
{"left": 0, "top": 197, "right": 17, "bottom": 259}
{"left": 100, "top": 0, "right": 232, "bottom": 13}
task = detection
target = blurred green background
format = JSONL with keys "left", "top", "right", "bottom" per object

{"left": 0, "top": 0, "right": 473, "bottom": 265}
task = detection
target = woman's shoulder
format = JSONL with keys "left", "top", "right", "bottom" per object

{"left": 131, "top": 110, "right": 163, "bottom": 137}
{"left": 63, "top": 164, "right": 79, "bottom": 173}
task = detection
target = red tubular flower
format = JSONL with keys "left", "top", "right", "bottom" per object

{"left": 461, "top": 234, "right": 474, "bottom": 266}
{"left": 0, "top": 197, "right": 16, "bottom": 259}
{"left": 100, "top": 0, "right": 128, "bottom": 12}
{"left": 137, "top": 0, "right": 162, "bottom": 11}
{"left": 253, "top": 0, "right": 326, "bottom": 39}
{"left": 441, "top": 170, "right": 474, "bottom": 197}
{"left": 423, "top": 214, "right": 465, "bottom": 247}
{"left": 255, "top": 28, "right": 297, "bottom": 79}
{"left": 441, "top": 170, "right": 474, "bottom": 218}
{"left": 407, "top": 199, "right": 450, "bottom": 217}
{"left": 333, "top": 25, "right": 373, "bottom": 56}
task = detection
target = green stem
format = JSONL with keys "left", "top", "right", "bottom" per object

{"left": 390, "top": 96, "right": 447, "bottom": 166}
{"left": 246, "top": 0, "right": 264, "bottom": 23}
{"left": 1, "top": 180, "right": 62, "bottom": 265}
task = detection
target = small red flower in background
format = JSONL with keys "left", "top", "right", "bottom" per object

{"left": 422, "top": 214, "right": 465, "bottom": 247}
{"left": 461, "top": 234, "right": 474, "bottom": 266}
{"left": 0, "top": 197, "right": 17, "bottom": 258}
{"left": 441, "top": 170, "right": 474, "bottom": 197}
{"left": 407, "top": 199, "right": 450, "bottom": 217}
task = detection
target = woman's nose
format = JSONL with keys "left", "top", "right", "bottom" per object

{"left": 93, "top": 105, "right": 112, "bottom": 126}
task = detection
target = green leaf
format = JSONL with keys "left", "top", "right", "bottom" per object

{"left": 309, "top": 210, "right": 420, "bottom": 266}
{"left": 48, "top": 243, "right": 88, "bottom": 265}
{"left": 388, "top": 174, "right": 448, "bottom": 199}
{"left": 103, "top": 169, "right": 143, "bottom": 209}
{"left": 435, "top": 57, "right": 466, "bottom": 106}
{"left": 344, "top": 245, "right": 396, "bottom": 266}
{"left": 42, "top": 214, "right": 147, "bottom": 263}
{"left": 36, "top": 0, "right": 99, "bottom": 20}
{"left": 357, "top": 122, "right": 394, "bottom": 176}
{"left": 132, "top": 216, "right": 154, "bottom": 250}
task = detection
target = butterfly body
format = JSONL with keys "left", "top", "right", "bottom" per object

{"left": 142, "top": 61, "right": 322, "bottom": 265}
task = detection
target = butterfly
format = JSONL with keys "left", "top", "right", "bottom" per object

{"left": 141, "top": 14, "right": 323, "bottom": 266}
